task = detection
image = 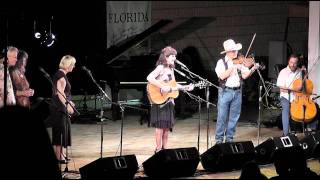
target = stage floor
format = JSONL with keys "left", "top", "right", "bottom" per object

{"left": 54, "top": 108, "right": 320, "bottom": 179}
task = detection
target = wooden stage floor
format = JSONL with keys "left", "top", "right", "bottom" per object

{"left": 54, "top": 108, "right": 320, "bottom": 179}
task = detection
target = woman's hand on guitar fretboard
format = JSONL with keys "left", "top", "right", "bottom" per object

{"left": 183, "top": 84, "right": 194, "bottom": 91}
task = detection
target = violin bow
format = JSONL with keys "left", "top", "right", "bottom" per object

{"left": 244, "top": 33, "right": 269, "bottom": 97}
{"left": 304, "top": 56, "right": 320, "bottom": 78}
{"left": 244, "top": 33, "right": 256, "bottom": 59}
{"left": 287, "top": 56, "right": 320, "bottom": 89}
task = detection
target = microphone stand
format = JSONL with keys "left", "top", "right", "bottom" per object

{"left": 246, "top": 58, "right": 268, "bottom": 145}
{"left": 116, "top": 101, "right": 148, "bottom": 155}
{"left": 257, "top": 85, "right": 262, "bottom": 145}
{"left": 180, "top": 66, "right": 220, "bottom": 89}
{"left": 3, "top": 51, "right": 8, "bottom": 107}
{"left": 173, "top": 68, "right": 196, "bottom": 83}
{"left": 40, "top": 69, "right": 79, "bottom": 175}
{"left": 179, "top": 65, "right": 219, "bottom": 150}
{"left": 2, "top": 18, "right": 8, "bottom": 107}
{"left": 82, "top": 69, "right": 113, "bottom": 158}
{"left": 205, "top": 86, "right": 210, "bottom": 149}
{"left": 83, "top": 68, "right": 140, "bottom": 156}
{"left": 183, "top": 90, "right": 215, "bottom": 152}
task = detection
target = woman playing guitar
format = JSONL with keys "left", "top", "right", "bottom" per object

{"left": 146, "top": 46, "right": 194, "bottom": 153}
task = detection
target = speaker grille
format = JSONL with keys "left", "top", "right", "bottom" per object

{"left": 79, "top": 155, "right": 138, "bottom": 180}
{"left": 255, "top": 135, "right": 300, "bottom": 165}
{"left": 201, "top": 141, "right": 255, "bottom": 172}
{"left": 143, "top": 147, "right": 200, "bottom": 178}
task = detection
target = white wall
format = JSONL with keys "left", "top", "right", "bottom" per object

{"left": 151, "top": 1, "right": 308, "bottom": 77}
{"left": 308, "top": 1, "right": 320, "bottom": 104}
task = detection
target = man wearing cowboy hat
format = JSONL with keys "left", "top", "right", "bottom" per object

{"left": 214, "top": 39, "right": 258, "bottom": 144}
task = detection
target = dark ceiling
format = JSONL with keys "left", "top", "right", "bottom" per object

{"left": 0, "top": 2, "right": 107, "bottom": 97}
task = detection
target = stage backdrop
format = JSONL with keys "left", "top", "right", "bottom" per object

{"left": 308, "top": 1, "right": 320, "bottom": 105}
{"left": 107, "top": 1, "right": 151, "bottom": 48}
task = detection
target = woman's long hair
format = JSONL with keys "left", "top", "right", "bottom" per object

{"left": 156, "top": 46, "right": 177, "bottom": 68}
{"left": 15, "top": 50, "right": 28, "bottom": 73}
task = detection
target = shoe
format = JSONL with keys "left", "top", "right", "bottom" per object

{"left": 154, "top": 148, "right": 162, "bottom": 154}
{"left": 215, "top": 140, "right": 222, "bottom": 145}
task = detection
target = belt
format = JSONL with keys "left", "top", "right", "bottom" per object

{"left": 225, "top": 86, "right": 241, "bottom": 90}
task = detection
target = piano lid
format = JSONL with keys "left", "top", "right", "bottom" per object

{"left": 106, "top": 17, "right": 215, "bottom": 65}
{"left": 106, "top": 19, "right": 173, "bottom": 65}
{"left": 151, "top": 17, "right": 216, "bottom": 52}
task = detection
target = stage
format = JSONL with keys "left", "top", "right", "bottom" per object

{"left": 51, "top": 107, "right": 320, "bottom": 179}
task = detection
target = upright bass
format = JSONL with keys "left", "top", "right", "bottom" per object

{"left": 290, "top": 69, "right": 317, "bottom": 123}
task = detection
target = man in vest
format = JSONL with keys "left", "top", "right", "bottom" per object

{"left": 214, "top": 39, "right": 258, "bottom": 144}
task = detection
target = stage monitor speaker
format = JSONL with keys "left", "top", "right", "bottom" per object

{"left": 255, "top": 134, "right": 300, "bottom": 165}
{"left": 200, "top": 141, "right": 255, "bottom": 172}
{"left": 300, "top": 131, "right": 320, "bottom": 159}
{"left": 79, "top": 155, "right": 138, "bottom": 180}
{"left": 142, "top": 147, "right": 200, "bottom": 178}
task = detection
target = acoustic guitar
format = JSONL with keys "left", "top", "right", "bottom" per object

{"left": 147, "top": 80, "right": 205, "bottom": 104}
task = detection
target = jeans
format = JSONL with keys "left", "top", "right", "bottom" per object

{"left": 215, "top": 88, "right": 242, "bottom": 143}
{"left": 280, "top": 97, "right": 290, "bottom": 136}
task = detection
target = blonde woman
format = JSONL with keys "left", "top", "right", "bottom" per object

{"left": 47, "top": 55, "right": 76, "bottom": 163}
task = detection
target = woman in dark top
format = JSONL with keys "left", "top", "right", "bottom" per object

{"left": 10, "top": 50, "right": 34, "bottom": 108}
{"left": 47, "top": 55, "right": 76, "bottom": 163}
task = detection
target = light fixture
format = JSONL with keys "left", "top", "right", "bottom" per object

{"left": 33, "top": 20, "right": 41, "bottom": 39}
{"left": 34, "top": 32, "right": 41, "bottom": 39}
{"left": 34, "top": 16, "right": 56, "bottom": 47}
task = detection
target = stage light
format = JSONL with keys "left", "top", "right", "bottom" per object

{"left": 40, "top": 31, "right": 56, "bottom": 47}
{"left": 34, "top": 17, "right": 56, "bottom": 47}
{"left": 34, "top": 32, "right": 41, "bottom": 39}
{"left": 46, "top": 33, "right": 56, "bottom": 47}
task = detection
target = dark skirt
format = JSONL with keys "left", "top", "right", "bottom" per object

{"left": 47, "top": 103, "right": 71, "bottom": 147}
{"left": 149, "top": 101, "right": 175, "bottom": 129}
{"left": 51, "top": 114, "right": 71, "bottom": 147}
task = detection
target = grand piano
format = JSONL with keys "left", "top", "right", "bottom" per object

{"left": 105, "top": 19, "right": 172, "bottom": 121}
{"left": 105, "top": 17, "right": 216, "bottom": 120}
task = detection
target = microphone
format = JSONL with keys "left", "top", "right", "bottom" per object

{"left": 175, "top": 59, "right": 187, "bottom": 68}
{"left": 81, "top": 66, "right": 92, "bottom": 76}
{"left": 173, "top": 68, "right": 186, "bottom": 77}
{"left": 39, "top": 67, "right": 51, "bottom": 78}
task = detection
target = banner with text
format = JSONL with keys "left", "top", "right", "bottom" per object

{"left": 107, "top": 1, "right": 151, "bottom": 48}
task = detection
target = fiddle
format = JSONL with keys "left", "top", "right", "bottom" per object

{"left": 232, "top": 54, "right": 255, "bottom": 68}
{"left": 232, "top": 55, "right": 265, "bottom": 69}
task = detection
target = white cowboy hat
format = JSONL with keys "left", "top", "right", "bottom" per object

{"left": 220, "top": 39, "right": 242, "bottom": 54}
